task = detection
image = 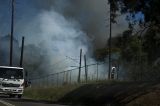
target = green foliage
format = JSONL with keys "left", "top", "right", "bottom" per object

{"left": 95, "top": 47, "right": 121, "bottom": 61}
{"left": 106, "top": 0, "right": 160, "bottom": 81}
{"left": 95, "top": 48, "right": 108, "bottom": 61}
{"left": 109, "top": 28, "right": 160, "bottom": 81}
{"left": 108, "top": 0, "right": 160, "bottom": 28}
{"left": 143, "top": 28, "right": 160, "bottom": 64}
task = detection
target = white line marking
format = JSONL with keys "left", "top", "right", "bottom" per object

{"left": 0, "top": 99, "right": 15, "bottom": 106}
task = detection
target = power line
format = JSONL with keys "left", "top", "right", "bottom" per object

{"left": 30, "top": 62, "right": 106, "bottom": 80}
{"left": 50, "top": 58, "right": 67, "bottom": 67}
{"left": 66, "top": 56, "right": 79, "bottom": 63}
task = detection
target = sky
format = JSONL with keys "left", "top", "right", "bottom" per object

{"left": 0, "top": 0, "right": 130, "bottom": 78}
{"left": 0, "top": 0, "right": 129, "bottom": 48}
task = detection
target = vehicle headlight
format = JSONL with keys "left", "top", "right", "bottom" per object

{"left": 4, "top": 79, "right": 8, "bottom": 81}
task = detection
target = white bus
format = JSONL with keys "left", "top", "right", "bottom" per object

{"left": 0, "top": 66, "right": 26, "bottom": 98}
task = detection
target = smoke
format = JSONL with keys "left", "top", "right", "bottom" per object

{"left": 0, "top": 0, "right": 128, "bottom": 79}
{"left": 19, "top": 9, "right": 92, "bottom": 77}
{"left": 21, "top": 0, "right": 128, "bottom": 48}
{"left": 52, "top": 0, "right": 128, "bottom": 48}
{"left": 0, "top": 0, "right": 128, "bottom": 48}
{"left": 0, "top": 0, "right": 89, "bottom": 76}
{"left": 0, "top": 35, "right": 20, "bottom": 66}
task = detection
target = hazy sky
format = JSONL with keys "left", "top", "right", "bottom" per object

{"left": 0, "top": 0, "right": 129, "bottom": 48}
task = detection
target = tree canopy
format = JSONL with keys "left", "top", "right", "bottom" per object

{"left": 109, "top": 0, "right": 160, "bottom": 24}
{"left": 95, "top": 0, "right": 160, "bottom": 81}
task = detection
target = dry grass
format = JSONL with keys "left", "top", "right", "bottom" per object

{"left": 24, "top": 84, "right": 80, "bottom": 102}
{"left": 24, "top": 81, "right": 160, "bottom": 106}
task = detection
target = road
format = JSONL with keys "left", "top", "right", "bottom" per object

{"left": 0, "top": 95, "right": 67, "bottom": 106}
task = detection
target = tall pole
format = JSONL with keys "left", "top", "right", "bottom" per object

{"left": 56, "top": 73, "right": 59, "bottom": 86}
{"left": 20, "top": 36, "right": 24, "bottom": 67}
{"left": 108, "top": 1, "right": 112, "bottom": 79}
{"left": 78, "top": 49, "right": 82, "bottom": 83}
{"left": 10, "top": 0, "right": 15, "bottom": 66}
{"left": 117, "top": 61, "right": 119, "bottom": 80}
{"left": 97, "top": 62, "right": 98, "bottom": 81}
{"left": 84, "top": 55, "right": 87, "bottom": 82}
{"left": 70, "top": 70, "right": 72, "bottom": 84}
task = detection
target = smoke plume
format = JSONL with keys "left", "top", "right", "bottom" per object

{"left": 0, "top": 0, "right": 128, "bottom": 78}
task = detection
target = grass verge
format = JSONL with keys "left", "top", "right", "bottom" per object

{"left": 24, "top": 81, "right": 160, "bottom": 106}
{"left": 24, "top": 84, "right": 80, "bottom": 102}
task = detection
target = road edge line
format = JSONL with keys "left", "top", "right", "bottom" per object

{"left": 0, "top": 99, "right": 15, "bottom": 106}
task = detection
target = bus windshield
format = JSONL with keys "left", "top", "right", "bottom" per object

{"left": 0, "top": 67, "right": 23, "bottom": 79}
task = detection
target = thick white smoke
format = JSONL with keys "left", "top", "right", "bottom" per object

{"left": 16, "top": 9, "right": 91, "bottom": 77}
{"left": 0, "top": 0, "right": 127, "bottom": 80}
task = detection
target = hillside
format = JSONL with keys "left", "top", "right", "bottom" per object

{"left": 24, "top": 81, "right": 160, "bottom": 106}
{"left": 58, "top": 81, "right": 160, "bottom": 106}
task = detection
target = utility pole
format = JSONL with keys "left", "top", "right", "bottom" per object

{"left": 78, "top": 49, "right": 82, "bottom": 83}
{"left": 84, "top": 55, "right": 88, "bottom": 82}
{"left": 66, "top": 71, "right": 68, "bottom": 84}
{"left": 20, "top": 36, "right": 24, "bottom": 67}
{"left": 97, "top": 62, "right": 99, "bottom": 81}
{"left": 70, "top": 70, "right": 72, "bottom": 84}
{"left": 10, "top": 0, "right": 15, "bottom": 66}
{"left": 63, "top": 72, "right": 65, "bottom": 84}
{"left": 117, "top": 61, "right": 119, "bottom": 80}
{"left": 108, "top": 1, "right": 112, "bottom": 80}
{"left": 56, "top": 73, "right": 59, "bottom": 86}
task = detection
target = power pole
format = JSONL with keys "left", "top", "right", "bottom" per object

{"left": 70, "top": 70, "right": 72, "bottom": 84}
{"left": 78, "top": 49, "right": 82, "bottom": 83}
{"left": 117, "top": 61, "right": 119, "bottom": 80}
{"left": 56, "top": 73, "right": 59, "bottom": 86}
{"left": 10, "top": 0, "right": 15, "bottom": 66}
{"left": 84, "top": 55, "right": 88, "bottom": 82}
{"left": 66, "top": 71, "right": 68, "bottom": 84}
{"left": 20, "top": 36, "right": 24, "bottom": 67}
{"left": 97, "top": 62, "right": 99, "bottom": 81}
{"left": 108, "top": 1, "right": 112, "bottom": 80}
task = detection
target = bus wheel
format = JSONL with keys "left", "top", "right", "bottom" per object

{"left": 18, "top": 95, "right": 22, "bottom": 98}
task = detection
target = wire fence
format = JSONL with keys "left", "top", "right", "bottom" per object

{"left": 29, "top": 62, "right": 114, "bottom": 87}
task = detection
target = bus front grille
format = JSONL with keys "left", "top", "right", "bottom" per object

{"left": 2, "top": 83, "right": 20, "bottom": 87}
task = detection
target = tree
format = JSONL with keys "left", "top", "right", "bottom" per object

{"left": 143, "top": 27, "right": 160, "bottom": 63}
{"left": 106, "top": 0, "right": 160, "bottom": 81}
{"left": 107, "top": 0, "right": 160, "bottom": 33}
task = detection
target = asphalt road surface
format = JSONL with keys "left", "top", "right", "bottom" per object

{"left": 0, "top": 95, "right": 67, "bottom": 106}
